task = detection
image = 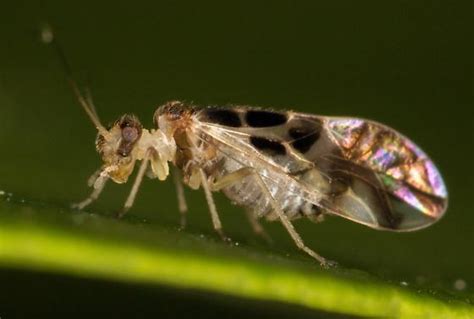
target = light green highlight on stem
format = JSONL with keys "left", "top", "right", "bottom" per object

{"left": 0, "top": 222, "right": 472, "bottom": 318}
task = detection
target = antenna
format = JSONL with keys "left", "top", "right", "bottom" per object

{"left": 41, "top": 24, "right": 108, "bottom": 136}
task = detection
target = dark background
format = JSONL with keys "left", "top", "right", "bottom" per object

{"left": 0, "top": 0, "right": 472, "bottom": 316}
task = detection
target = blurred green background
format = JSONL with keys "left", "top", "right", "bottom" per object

{"left": 0, "top": 0, "right": 472, "bottom": 317}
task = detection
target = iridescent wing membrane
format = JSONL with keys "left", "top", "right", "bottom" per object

{"left": 196, "top": 107, "right": 448, "bottom": 231}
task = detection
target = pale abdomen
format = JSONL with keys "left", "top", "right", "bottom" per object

{"left": 208, "top": 152, "right": 323, "bottom": 221}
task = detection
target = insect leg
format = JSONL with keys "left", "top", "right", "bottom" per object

{"left": 198, "top": 168, "right": 228, "bottom": 241}
{"left": 245, "top": 209, "right": 273, "bottom": 243}
{"left": 117, "top": 151, "right": 151, "bottom": 218}
{"left": 72, "top": 174, "right": 108, "bottom": 210}
{"left": 209, "top": 167, "right": 254, "bottom": 191}
{"left": 209, "top": 167, "right": 332, "bottom": 265}
{"left": 252, "top": 172, "right": 335, "bottom": 268}
{"left": 172, "top": 169, "right": 188, "bottom": 229}
{"left": 86, "top": 168, "right": 102, "bottom": 187}
{"left": 207, "top": 168, "right": 273, "bottom": 242}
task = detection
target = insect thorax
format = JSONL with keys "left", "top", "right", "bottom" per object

{"left": 155, "top": 103, "right": 325, "bottom": 220}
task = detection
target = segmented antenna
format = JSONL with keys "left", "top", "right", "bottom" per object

{"left": 41, "top": 24, "right": 108, "bottom": 136}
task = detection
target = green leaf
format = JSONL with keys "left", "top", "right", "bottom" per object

{"left": 0, "top": 198, "right": 472, "bottom": 318}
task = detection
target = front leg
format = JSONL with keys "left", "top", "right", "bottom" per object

{"left": 117, "top": 150, "right": 151, "bottom": 218}
{"left": 72, "top": 169, "right": 108, "bottom": 210}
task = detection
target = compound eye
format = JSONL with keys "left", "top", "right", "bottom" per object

{"left": 116, "top": 114, "right": 143, "bottom": 157}
{"left": 122, "top": 126, "right": 139, "bottom": 143}
{"left": 118, "top": 126, "right": 139, "bottom": 157}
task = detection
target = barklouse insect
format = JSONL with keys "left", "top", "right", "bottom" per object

{"left": 44, "top": 28, "right": 448, "bottom": 267}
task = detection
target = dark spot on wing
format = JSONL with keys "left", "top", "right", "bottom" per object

{"left": 202, "top": 109, "right": 242, "bottom": 127}
{"left": 289, "top": 126, "right": 320, "bottom": 153}
{"left": 250, "top": 136, "right": 286, "bottom": 156}
{"left": 246, "top": 110, "right": 287, "bottom": 127}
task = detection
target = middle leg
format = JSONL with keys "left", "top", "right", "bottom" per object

{"left": 198, "top": 168, "right": 228, "bottom": 241}
{"left": 172, "top": 169, "right": 188, "bottom": 229}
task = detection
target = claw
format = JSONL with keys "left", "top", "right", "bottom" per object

{"left": 320, "top": 259, "right": 338, "bottom": 269}
{"left": 71, "top": 200, "right": 88, "bottom": 210}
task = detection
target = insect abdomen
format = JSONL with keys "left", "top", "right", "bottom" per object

{"left": 211, "top": 151, "right": 323, "bottom": 221}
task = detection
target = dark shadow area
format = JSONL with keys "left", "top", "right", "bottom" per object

{"left": 0, "top": 267, "right": 366, "bottom": 319}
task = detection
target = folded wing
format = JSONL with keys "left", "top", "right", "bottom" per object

{"left": 196, "top": 107, "right": 448, "bottom": 231}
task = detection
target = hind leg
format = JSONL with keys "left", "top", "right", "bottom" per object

{"left": 245, "top": 209, "right": 272, "bottom": 243}
{"left": 211, "top": 167, "right": 335, "bottom": 267}
{"left": 210, "top": 168, "right": 271, "bottom": 242}
{"left": 252, "top": 173, "right": 336, "bottom": 267}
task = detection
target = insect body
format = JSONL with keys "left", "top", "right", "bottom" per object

{"left": 43, "top": 27, "right": 447, "bottom": 267}
{"left": 74, "top": 100, "right": 447, "bottom": 267}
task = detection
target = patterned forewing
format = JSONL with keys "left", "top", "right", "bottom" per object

{"left": 196, "top": 107, "right": 448, "bottom": 231}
